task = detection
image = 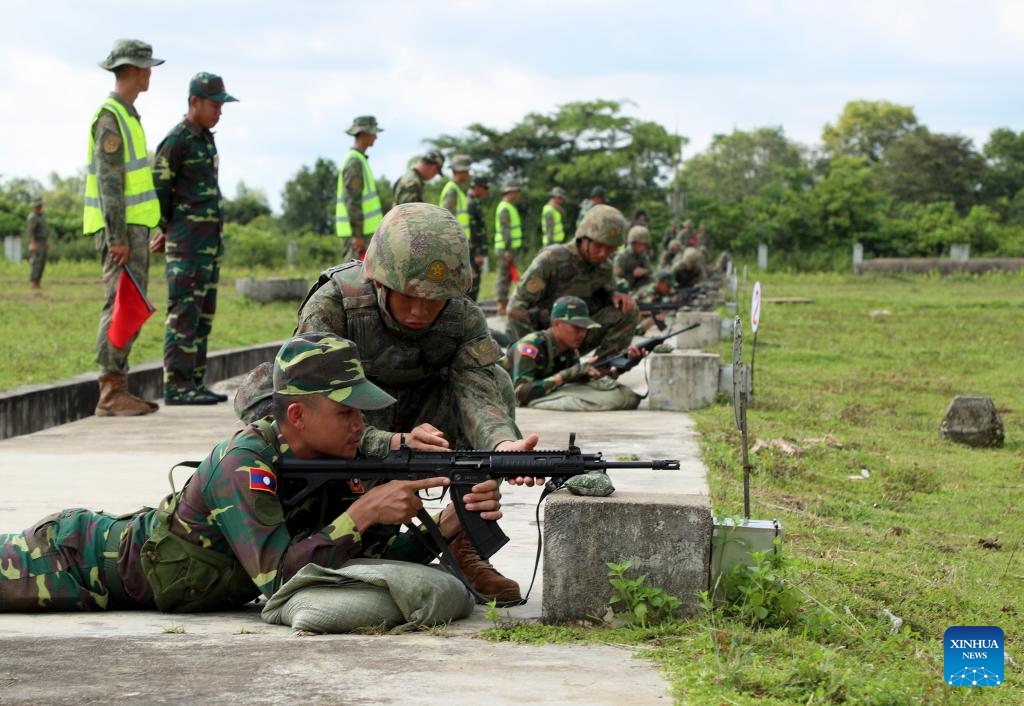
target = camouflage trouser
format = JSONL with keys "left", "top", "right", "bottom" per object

{"left": 360, "top": 364, "right": 518, "bottom": 457}
{"left": 508, "top": 303, "right": 638, "bottom": 360}
{"left": 496, "top": 251, "right": 517, "bottom": 304}
{"left": 163, "top": 256, "right": 220, "bottom": 397}
{"left": 0, "top": 509, "right": 122, "bottom": 612}
{"left": 527, "top": 378, "right": 641, "bottom": 412}
{"left": 28, "top": 246, "right": 47, "bottom": 284}
{"left": 468, "top": 258, "right": 482, "bottom": 301}
{"left": 338, "top": 236, "right": 355, "bottom": 262}
{"left": 95, "top": 226, "right": 151, "bottom": 374}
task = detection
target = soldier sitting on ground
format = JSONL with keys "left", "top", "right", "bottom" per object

{"left": 0, "top": 333, "right": 517, "bottom": 614}
{"left": 504, "top": 296, "right": 641, "bottom": 412}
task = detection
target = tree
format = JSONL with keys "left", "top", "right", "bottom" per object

{"left": 430, "top": 100, "right": 684, "bottom": 249}
{"left": 281, "top": 157, "right": 337, "bottom": 235}
{"left": 811, "top": 156, "right": 888, "bottom": 250}
{"left": 979, "top": 128, "right": 1024, "bottom": 206}
{"left": 222, "top": 181, "right": 272, "bottom": 225}
{"left": 821, "top": 100, "right": 918, "bottom": 163}
{"left": 879, "top": 130, "right": 984, "bottom": 215}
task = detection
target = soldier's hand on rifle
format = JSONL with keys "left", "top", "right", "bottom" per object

{"left": 494, "top": 434, "right": 546, "bottom": 486}
{"left": 627, "top": 344, "right": 646, "bottom": 360}
{"left": 438, "top": 478, "right": 504, "bottom": 537}
{"left": 612, "top": 292, "right": 637, "bottom": 315}
{"left": 347, "top": 477, "right": 450, "bottom": 532}
{"left": 391, "top": 423, "right": 450, "bottom": 451}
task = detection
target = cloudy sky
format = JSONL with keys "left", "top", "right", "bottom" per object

{"left": 3, "top": 0, "right": 1022, "bottom": 212}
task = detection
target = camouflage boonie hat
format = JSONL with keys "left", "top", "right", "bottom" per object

{"left": 274, "top": 333, "right": 396, "bottom": 410}
{"left": 30, "top": 196, "right": 43, "bottom": 207}
{"left": 627, "top": 225, "right": 651, "bottom": 245}
{"left": 654, "top": 269, "right": 675, "bottom": 285}
{"left": 576, "top": 204, "right": 627, "bottom": 247}
{"left": 422, "top": 149, "right": 446, "bottom": 168}
{"left": 346, "top": 115, "right": 383, "bottom": 136}
{"left": 449, "top": 154, "right": 472, "bottom": 172}
{"left": 189, "top": 72, "right": 238, "bottom": 102}
{"left": 363, "top": 203, "right": 473, "bottom": 299}
{"left": 551, "top": 296, "right": 600, "bottom": 329}
{"left": 550, "top": 186, "right": 566, "bottom": 199}
{"left": 98, "top": 39, "right": 164, "bottom": 71}
{"left": 501, "top": 179, "right": 522, "bottom": 194}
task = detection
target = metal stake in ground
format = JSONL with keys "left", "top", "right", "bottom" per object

{"left": 732, "top": 315, "right": 752, "bottom": 518}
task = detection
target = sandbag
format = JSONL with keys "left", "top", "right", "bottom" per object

{"left": 261, "top": 559, "right": 475, "bottom": 634}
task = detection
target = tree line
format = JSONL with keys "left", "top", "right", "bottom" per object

{"left": 3, "top": 99, "right": 1022, "bottom": 269}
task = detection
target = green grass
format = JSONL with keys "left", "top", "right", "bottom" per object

{"left": 483, "top": 270, "right": 1024, "bottom": 704}
{"left": 0, "top": 258, "right": 498, "bottom": 391}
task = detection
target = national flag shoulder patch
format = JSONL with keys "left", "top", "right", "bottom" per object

{"left": 247, "top": 467, "right": 278, "bottom": 494}
{"left": 520, "top": 343, "right": 539, "bottom": 359}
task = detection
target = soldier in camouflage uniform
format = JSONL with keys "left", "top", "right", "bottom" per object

{"left": 504, "top": 296, "right": 640, "bottom": 411}
{"left": 635, "top": 269, "right": 679, "bottom": 332}
{"left": 507, "top": 205, "right": 639, "bottom": 360}
{"left": 336, "top": 116, "right": 384, "bottom": 261}
{"left": 84, "top": 39, "right": 164, "bottom": 417}
{"left": 542, "top": 186, "right": 567, "bottom": 246}
{"left": 466, "top": 175, "right": 490, "bottom": 301}
{"left": 152, "top": 72, "right": 238, "bottom": 405}
{"left": 671, "top": 245, "right": 707, "bottom": 289}
{"left": 0, "top": 333, "right": 511, "bottom": 613}
{"left": 575, "top": 185, "right": 607, "bottom": 229}
{"left": 613, "top": 225, "right": 653, "bottom": 292}
{"left": 234, "top": 203, "right": 538, "bottom": 603}
{"left": 26, "top": 196, "right": 48, "bottom": 289}
{"left": 393, "top": 149, "right": 445, "bottom": 205}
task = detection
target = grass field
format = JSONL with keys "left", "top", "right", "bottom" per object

{"left": 3, "top": 257, "right": 1022, "bottom": 702}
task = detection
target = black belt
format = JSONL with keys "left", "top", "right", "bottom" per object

{"left": 101, "top": 518, "right": 133, "bottom": 609}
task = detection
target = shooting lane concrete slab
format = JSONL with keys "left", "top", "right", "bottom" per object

{"left": 0, "top": 369, "right": 706, "bottom": 704}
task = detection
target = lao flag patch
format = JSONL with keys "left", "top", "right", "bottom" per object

{"left": 520, "top": 343, "right": 539, "bottom": 359}
{"left": 248, "top": 467, "right": 278, "bottom": 494}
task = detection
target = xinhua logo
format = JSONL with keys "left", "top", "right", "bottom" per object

{"left": 944, "top": 626, "right": 1003, "bottom": 687}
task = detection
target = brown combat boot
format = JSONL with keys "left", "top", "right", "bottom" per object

{"left": 95, "top": 373, "right": 156, "bottom": 417}
{"left": 448, "top": 532, "right": 522, "bottom": 603}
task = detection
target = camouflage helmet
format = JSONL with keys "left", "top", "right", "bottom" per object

{"left": 576, "top": 204, "right": 627, "bottom": 247}
{"left": 627, "top": 225, "right": 651, "bottom": 245}
{"left": 680, "top": 246, "right": 704, "bottom": 269}
{"left": 363, "top": 203, "right": 472, "bottom": 299}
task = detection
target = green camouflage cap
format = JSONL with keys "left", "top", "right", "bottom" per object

{"left": 449, "top": 154, "right": 472, "bottom": 172}
{"left": 346, "top": 115, "right": 383, "bottom": 136}
{"left": 422, "top": 149, "right": 446, "bottom": 168}
{"left": 576, "top": 204, "right": 627, "bottom": 247}
{"left": 98, "top": 39, "right": 164, "bottom": 71}
{"left": 363, "top": 203, "right": 472, "bottom": 299}
{"left": 627, "top": 225, "right": 651, "bottom": 245}
{"left": 274, "top": 333, "right": 396, "bottom": 410}
{"left": 189, "top": 72, "right": 238, "bottom": 102}
{"left": 551, "top": 296, "right": 600, "bottom": 329}
{"left": 654, "top": 269, "right": 675, "bottom": 285}
{"left": 550, "top": 186, "right": 566, "bottom": 199}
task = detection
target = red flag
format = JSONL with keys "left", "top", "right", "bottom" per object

{"left": 509, "top": 262, "right": 519, "bottom": 283}
{"left": 107, "top": 267, "right": 156, "bottom": 349}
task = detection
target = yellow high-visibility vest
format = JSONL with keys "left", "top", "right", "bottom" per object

{"left": 542, "top": 203, "right": 566, "bottom": 243}
{"left": 494, "top": 201, "right": 522, "bottom": 251}
{"left": 439, "top": 181, "right": 470, "bottom": 237}
{"left": 336, "top": 149, "right": 383, "bottom": 238}
{"left": 83, "top": 97, "right": 160, "bottom": 235}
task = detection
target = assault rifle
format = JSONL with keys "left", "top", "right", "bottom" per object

{"left": 276, "top": 433, "right": 680, "bottom": 561}
{"left": 592, "top": 322, "right": 700, "bottom": 375}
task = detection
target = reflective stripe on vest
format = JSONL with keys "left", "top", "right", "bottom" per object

{"left": 83, "top": 98, "right": 160, "bottom": 235}
{"left": 494, "top": 201, "right": 522, "bottom": 251}
{"left": 336, "top": 149, "right": 383, "bottom": 238}
{"left": 439, "top": 181, "right": 470, "bottom": 237}
{"left": 542, "top": 203, "right": 566, "bottom": 243}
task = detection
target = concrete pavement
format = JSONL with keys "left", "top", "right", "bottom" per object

{"left": 0, "top": 360, "right": 708, "bottom": 705}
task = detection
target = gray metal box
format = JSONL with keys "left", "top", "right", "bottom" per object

{"left": 710, "top": 518, "right": 782, "bottom": 591}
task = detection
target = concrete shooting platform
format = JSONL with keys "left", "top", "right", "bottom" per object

{"left": 0, "top": 336, "right": 710, "bottom": 705}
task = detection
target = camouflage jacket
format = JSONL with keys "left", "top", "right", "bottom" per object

{"left": 25, "top": 212, "right": 48, "bottom": 243}
{"left": 507, "top": 238, "right": 622, "bottom": 328}
{"left": 467, "top": 193, "right": 488, "bottom": 258}
{"left": 118, "top": 419, "right": 435, "bottom": 605}
{"left": 505, "top": 329, "right": 589, "bottom": 406}
{"left": 295, "top": 263, "right": 519, "bottom": 455}
{"left": 393, "top": 167, "right": 425, "bottom": 205}
{"left": 613, "top": 250, "right": 652, "bottom": 292}
{"left": 153, "top": 118, "right": 224, "bottom": 258}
